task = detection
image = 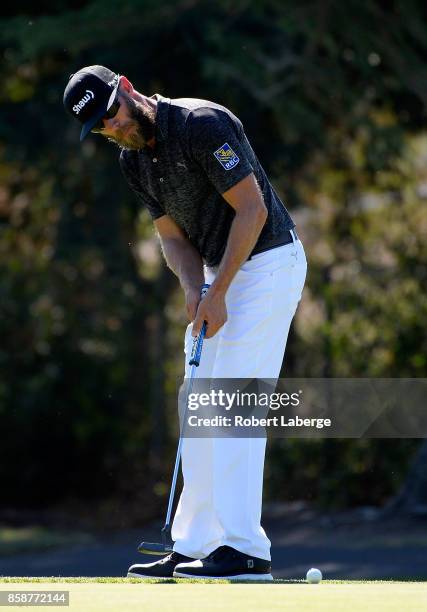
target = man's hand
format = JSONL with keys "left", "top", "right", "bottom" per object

{"left": 192, "top": 290, "right": 227, "bottom": 339}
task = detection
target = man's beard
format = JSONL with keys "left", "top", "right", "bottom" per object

{"left": 105, "top": 95, "right": 156, "bottom": 150}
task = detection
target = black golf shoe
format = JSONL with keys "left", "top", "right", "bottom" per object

{"left": 173, "top": 545, "right": 273, "bottom": 581}
{"left": 127, "top": 551, "right": 193, "bottom": 579}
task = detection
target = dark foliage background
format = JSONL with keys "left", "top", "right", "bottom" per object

{"left": 1, "top": 0, "right": 426, "bottom": 526}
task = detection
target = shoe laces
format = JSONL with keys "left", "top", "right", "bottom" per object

{"left": 205, "top": 546, "right": 235, "bottom": 562}
{"left": 160, "top": 551, "right": 185, "bottom": 564}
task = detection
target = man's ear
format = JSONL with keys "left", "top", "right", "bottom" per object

{"left": 119, "top": 75, "right": 134, "bottom": 95}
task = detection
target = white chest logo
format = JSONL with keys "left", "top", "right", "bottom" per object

{"left": 73, "top": 90, "right": 95, "bottom": 115}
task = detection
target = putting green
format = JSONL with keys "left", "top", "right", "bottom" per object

{"left": 0, "top": 579, "right": 426, "bottom": 611}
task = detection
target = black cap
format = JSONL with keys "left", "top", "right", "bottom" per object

{"left": 63, "top": 65, "right": 120, "bottom": 141}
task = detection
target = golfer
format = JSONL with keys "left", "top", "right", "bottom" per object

{"left": 64, "top": 65, "right": 307, "bottom": 580}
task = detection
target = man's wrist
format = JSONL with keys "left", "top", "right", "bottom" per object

{"left": 209, "top": 277, "right": 230, "bottom": 297}
{"left": 182, "top": 279, "right": 205, "bottom": 294}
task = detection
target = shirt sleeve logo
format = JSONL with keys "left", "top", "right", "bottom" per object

{"left": 213, "top": 143, "right": 240, "bottom": 170}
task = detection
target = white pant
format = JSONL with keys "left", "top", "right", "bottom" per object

{"left": 172, "top": 235, "right": 307, "bottom": 560}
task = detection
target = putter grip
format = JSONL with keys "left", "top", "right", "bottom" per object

{"left": 189, "top": 284, "right": 210, "bottom": 366}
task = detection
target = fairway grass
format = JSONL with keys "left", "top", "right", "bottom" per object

{"left": 0, "top": 579, "right": 426, "bottom": 611}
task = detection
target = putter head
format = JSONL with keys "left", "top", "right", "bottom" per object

{"left": 137, "top": 541, "right": 173, "bottom": 555}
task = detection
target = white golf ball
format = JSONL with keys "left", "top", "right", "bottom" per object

{"left": 306, "top": 567, "right": 322, "bottom": 583}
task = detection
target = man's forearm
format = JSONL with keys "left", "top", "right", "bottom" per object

{"left": 210, "top": 203, "right": 267, "bottom": 296}
{"left": 160, "top": 236, "right": 204, "bottom": 291}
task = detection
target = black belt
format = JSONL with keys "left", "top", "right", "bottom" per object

{"left": 248, "top": 228, "right": 298, "bottom": 260}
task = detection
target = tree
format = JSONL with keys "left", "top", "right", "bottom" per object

{"left": 0, "top": 0, "right": 426, "bottom": 515}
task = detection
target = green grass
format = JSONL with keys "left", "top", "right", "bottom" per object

{"left": 0, "top": 579, "right": 426, "bottom": 611}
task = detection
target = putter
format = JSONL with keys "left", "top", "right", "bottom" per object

{"left": 138, "top": 283, "right": 210, "bottom": 555}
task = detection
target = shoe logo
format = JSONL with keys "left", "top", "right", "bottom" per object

{"left": 247, "top": 559, "right": 254, "bottom": 569}
{"left": 73, "top": 90, "right": 95, "bottom": 115}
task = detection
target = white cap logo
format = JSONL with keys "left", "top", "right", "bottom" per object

{"left": 73, "top": 89, "right": 95, "bottom": 115}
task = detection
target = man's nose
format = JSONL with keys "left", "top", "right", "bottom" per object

{"left": 104, "top": 117, "right": 120, "bottom": 131}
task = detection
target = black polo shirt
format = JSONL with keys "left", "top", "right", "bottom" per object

{"left": 120, "top": 94, "right": 295, "bottom": 266}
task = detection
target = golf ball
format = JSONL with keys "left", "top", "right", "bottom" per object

{"left": 306, "top": 567, "right": 322, "bottom": 583}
